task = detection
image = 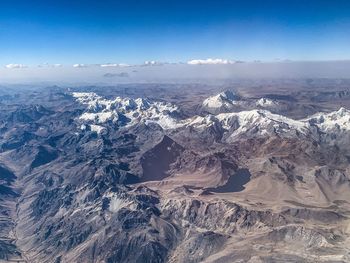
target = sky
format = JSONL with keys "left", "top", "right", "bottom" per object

{"left": 1, "top": 0, "right": 350, "bottom": 66}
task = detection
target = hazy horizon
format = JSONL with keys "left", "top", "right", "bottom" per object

{"left": 1, "top": 60, "right": 350, "bottom": 85}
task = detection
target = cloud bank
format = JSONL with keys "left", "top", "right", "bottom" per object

{"left": 103, "top": 72, "right": 129, "bottom": 78}
{"left": 187, "top": 58, "right": 234, "bottom": 65}
{"left": 73, "top": 64, "right": 88, "bottom": 68}
{"left": 143, "top": 61, "right": 165, "bottom": 66}
{"left": 38, "top": 63, "right": 62, "bottom": 68}
{"left": 5, "top": 64, "right": 27, "bottom": 69}
{"left": 100, "top": 63, "right": 130, "bottom": 68}
{"left": 1, "top": 61, "right": 350, "bottom": 84}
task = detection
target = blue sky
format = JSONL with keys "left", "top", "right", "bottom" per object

{"left": 1, "top": 0, "right": 350, "bottom": 65}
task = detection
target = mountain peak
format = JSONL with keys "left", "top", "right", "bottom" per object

{"left": 256, "top": 97, "right": 279, "bottom": 108}
{"left": 219, "top": 90, "right": 239, "bottom": 101}
{"left": 202, "top": 90, "right": 240, "bottom": 112}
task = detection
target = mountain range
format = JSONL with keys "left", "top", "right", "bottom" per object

{"left": 1, "top": 83, "right": 350, "bottom": 262}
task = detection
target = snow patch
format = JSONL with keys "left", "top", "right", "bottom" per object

{"left": 256, "top": 98, "right": 279, "bottom": 108}
{"left": 109, "top": 197, "right": 125, "bottom": 213}
{"left": 90, "top": 124, "right": 105, "bottom": 134}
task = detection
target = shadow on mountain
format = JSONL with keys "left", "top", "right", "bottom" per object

{"left": 141, "top": 136, "right": 183, "bottom": 182}
{"left": 31, "top": 146, "right": 58, "bottom": 169}
{"left": 0, "top": 165, "right": 16, "bottom": 184}
{"left": 0, "top": 240, "right": 21, "bottom": 261}
{"left": 0, "top": 185, "right": 19, "bottom": 197}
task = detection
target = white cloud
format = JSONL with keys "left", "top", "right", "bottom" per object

{"left": 73, "top": 64, "right": 88, "bottom": 68}
{"left": 100, "top": 63, "right": 130, "bottom": 68}
{"left": 103, "top": 72, "right": 129, "bottom": 78}
{"left": 144, "top": 60, "right": 157, "bottom": 65}
{"left": 187, "top": 58, "right": 234, "bottom": 65}
{"left": 143, "top": 61, "right": 165, "bottom": 66}
{"left": 38, "top": 63, "right": 62, "bottom": 68}
{"left": 5, "top": 63, "right": 27, "bottom": 69}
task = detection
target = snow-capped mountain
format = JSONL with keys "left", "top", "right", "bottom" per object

{"left": 306, "top": 107, "right": 350, "bottom": 132}
{"left": 303, "top": 107, "right": 350, "bottom": 149}
{"left": 202, "top": 91, "right": 289, "bottom": 115}
{"left": 256, "top": 97, "right": 280, "bottom": 108}
{"left": 181, "top": 109, "right": 309, "bottom": 142}
{"left": 72, "top": 92, "right": 181, "bottom": 132}
{"left": 185, "top": 107, "right": 350, "bottom": 142}
{"left": 217, "top": 110, "right": 309, "bottom": 140}
{"left": 201, "top": 90, "right": 242, "bottom": 113}
{"left": 73, "top": 92, "right": 350, "bottom": 143}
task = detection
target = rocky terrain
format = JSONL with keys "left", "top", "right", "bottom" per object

{"left": 1, "top": 80, "right": 350, "bottom": 262}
